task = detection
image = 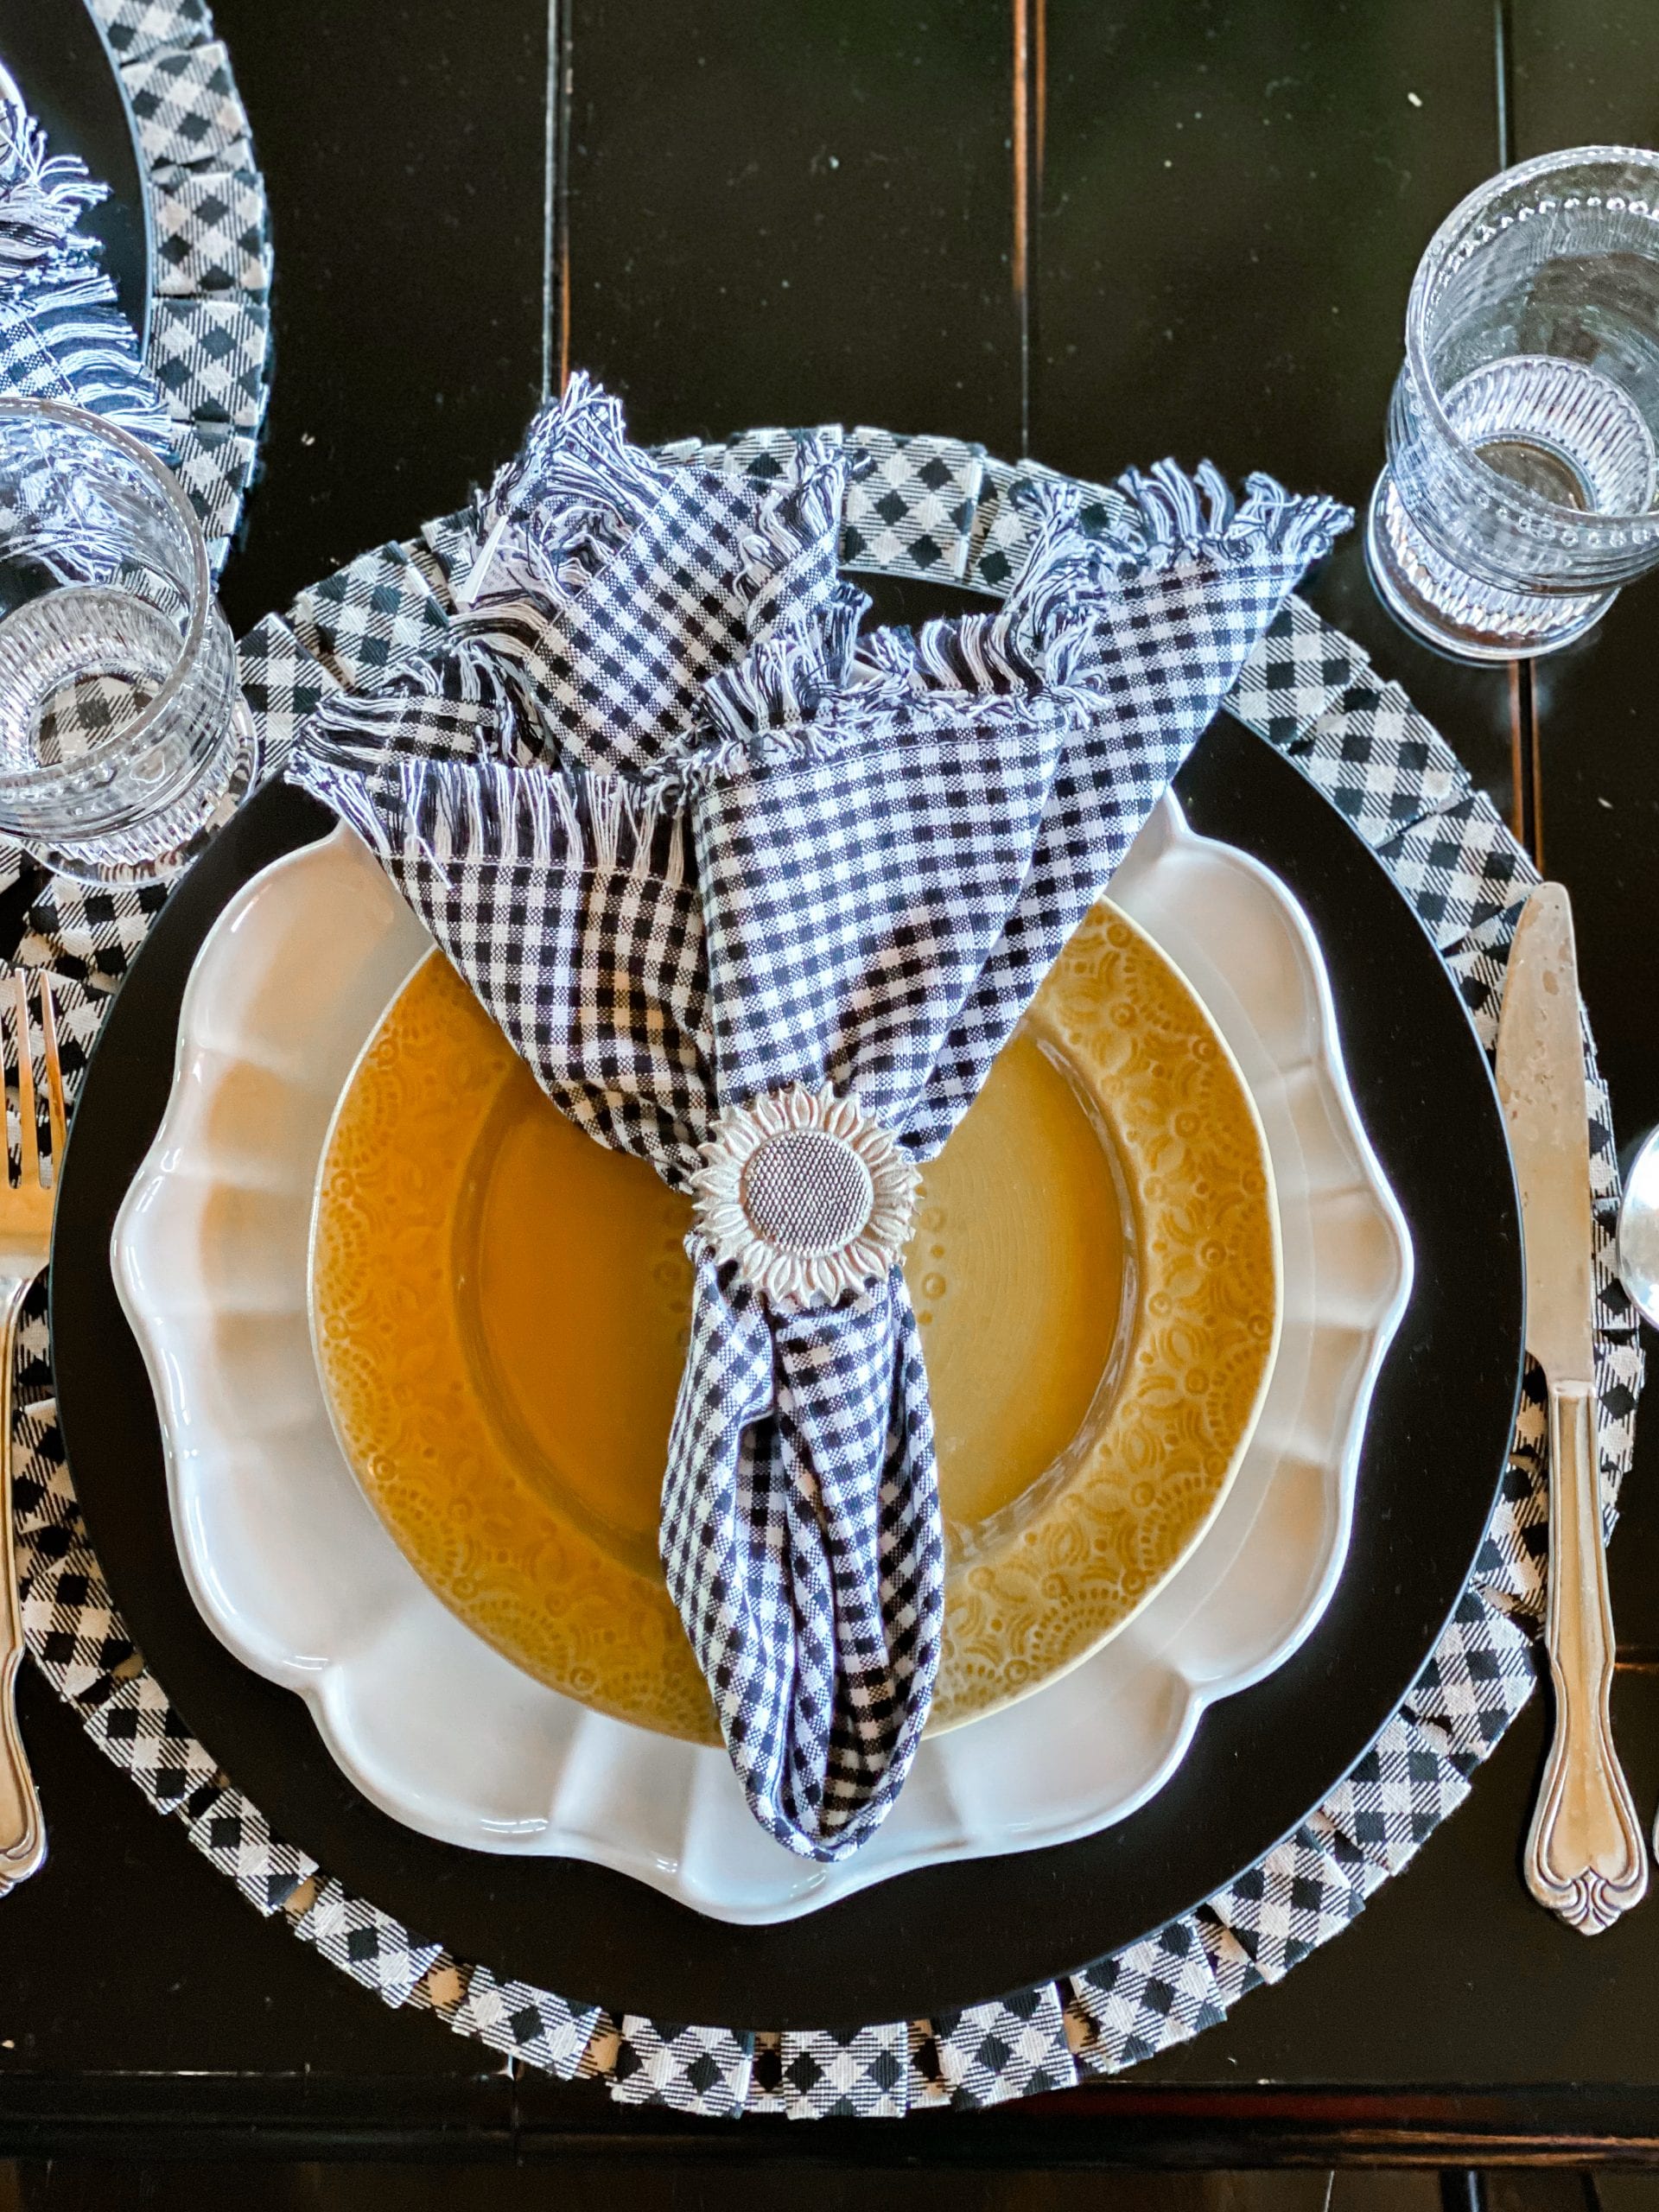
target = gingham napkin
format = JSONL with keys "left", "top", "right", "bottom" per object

{"left": 291, "top": 376, "right": 1348, "bottom": 1860}
{"left": 0, "top": 93, "right": 173, "bottom": 453}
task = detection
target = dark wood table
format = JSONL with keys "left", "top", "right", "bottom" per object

{"left": 4, "top": 0, "right": 1659, "bottom": 2171}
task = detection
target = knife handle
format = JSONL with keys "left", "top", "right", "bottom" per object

{"left": 0, "top": 1277, "right": 43, "bottom": 1891}
{"left": 1524, "top": 1379, "right": 1648, "bottom": 1933}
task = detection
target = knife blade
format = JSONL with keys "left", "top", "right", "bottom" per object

{"left": 1496, "top": 882, "right": 1647, "bottom": 1934}
{"left": 1496, "top": 884, "right": 1596, "bottom": 1387}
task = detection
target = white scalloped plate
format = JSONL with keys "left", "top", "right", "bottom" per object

{"left": 111, "top": 794, "right": 1411, "bottom": 1924}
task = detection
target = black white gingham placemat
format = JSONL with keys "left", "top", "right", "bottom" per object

{"left": 8, "top": 428, "right": 1641, "bottom": 2120}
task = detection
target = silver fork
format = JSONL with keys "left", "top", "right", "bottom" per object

{"left": 0, "top": 973, "right": 64, "bottom": 1892}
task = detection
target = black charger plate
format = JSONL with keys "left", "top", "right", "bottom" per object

{"left": 50, "top": 713, "right": 1524, "bottom": 2032}
{"left": 0, "top": 0, "right": 151, "bottom": 347}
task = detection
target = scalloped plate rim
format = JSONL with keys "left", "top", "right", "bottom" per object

{"left": 111, "top": 798, "right": 1412, "bottom": 1923}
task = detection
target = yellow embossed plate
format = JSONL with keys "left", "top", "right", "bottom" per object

{"left": 310, "top": 900, "right": 1280, "bottom": 1743}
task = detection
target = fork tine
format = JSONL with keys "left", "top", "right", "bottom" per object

{"left": 11, "top": 973, "right": 35, "bottom": 1191}
{"left": 38, "top": 977, "right": 64, "bottom": 1182}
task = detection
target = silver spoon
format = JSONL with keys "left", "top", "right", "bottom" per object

{"left": 1617, "top": 1127, "right": 1659, "bottom": 1329}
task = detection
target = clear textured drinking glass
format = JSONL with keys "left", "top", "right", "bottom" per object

{"left": 0, "top": 397, "right": 255, "bottom": 881}
{"left": 1368, "top": 145, "right": 1659, "bottom": 660}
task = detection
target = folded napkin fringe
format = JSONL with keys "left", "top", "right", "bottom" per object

{"left": 414, "top": 460, "right": 1353, "bottom": 815}
{"left": 696, "top": 580, "right": 869, "bottom": 748}
{"left": 0, "top": 267, "right": 176, "bottom": 459}
{"left": 309, "top": 751, "right": 691, "bottom": 893}
{"left": 674, "top": 462, "right": 1351, "bottom": 788}
{"left": 459, "top": 372, "right": 653, "bottom": 608}
{"left": 737, "top": 430, "right": 849, "bottom": 642}
{"left": 461, "top": 373, "right": 849, "bottom": 663}
{"left": 0, "top": 117, "right": 104, "bottom": 277}
{"left": 1008, "top": 465, "right": 1352, "bottom": 684}
{"left": 1087, "top": 459, "right": 1351, "bottom": 575}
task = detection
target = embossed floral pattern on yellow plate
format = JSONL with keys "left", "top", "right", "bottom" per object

{"left": 311, "top": 900, "right": 1280, "bottom": 1745}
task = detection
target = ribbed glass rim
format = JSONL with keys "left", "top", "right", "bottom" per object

{"left": 1403, "top": 143, "right": 1659, "bottom": 533}
{"left": 0, "top": 396, "right": 207, "bottom": 798}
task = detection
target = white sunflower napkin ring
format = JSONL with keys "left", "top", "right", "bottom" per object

{"left": 691, "top": 1084, "right": 919, "bottom": 1312}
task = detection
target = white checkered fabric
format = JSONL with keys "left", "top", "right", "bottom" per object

{"left": 153, "top": 165, "right": 270, "bottom": 297}
{"left": 1284, "top": 678, "right": 1471, "bottom": 849}
{"left": 123, "top": 41, "right": 246, "bottom": 171}
{"left": 295, "top": 1878, "right": 443, "bottom": 2008}
{"left": 1402, "top": 1581, "right": 1537, "bottom": 1758}
{"left": 90, "top": 0, "right": 211, "bottom": 66}
{"left": 1202, "top": 1809, "right": 1386, "bottom": 1985}
{"left": 420, "top": 507, "right": 484, "bottom": 598}
{"left": 454, "top": 377, "right": 849, "bottom": 779}
{"left": 148, "top": 293, "right": 269, "bottom": 429}
{"left": 767, "top": 2023, "right": 910, "bottom": 2119}
{"left": 12, "top": 874, "right": 171, "bottom": 990}
{"left": 1193, "top": 1910, "right": 1268, "bottom": 2011}
{"left": 1379, "top": 790, "right": 1540, "bottom": 947}
{"left": 434, "top": 1966, "right": 602, "bottom": 2078}
{"left": 1065, "top": 1917, "right": 1227, "bottom": 2073}
{"left": 167, "top": 417, "right": 256, "bottom": 538}
{"left": 840, "top": 425, "right": 985, "bottom": 582}
{"left": 290, "top": 382, "right": 1346, "bottom": 1859}
{"left": 611, "top": 2018, "right": 755, "bottom": 2116}
{"left": 289, "top": 542, "right": 453, "bottom": 688}
{"left": 924, "top": 1984, "right": 1077, "bottom": 2108}
{"left": 1319, "top": 1711, "right": 1474, "bottom": 1880}
{"left": 181, "top": 1787, "right": 318, "bottom": 1920}
{"left": 236, "top": 614, "right": 340, "bottom": 778}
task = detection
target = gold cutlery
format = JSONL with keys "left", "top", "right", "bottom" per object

{"left": 0, "top": 973, "right": 65, "bottom": 1893}
{"left": 1497, "top": 883, "right": 1647, "bottom": 1933}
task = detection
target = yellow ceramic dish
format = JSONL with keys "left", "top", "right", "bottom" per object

{"left": 311, "top": 900, "right": 1280, "bottom": 1743}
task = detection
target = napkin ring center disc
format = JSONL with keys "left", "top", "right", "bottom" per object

{"left": 692, "top": 1084, "right": 918, "bottom": 1310}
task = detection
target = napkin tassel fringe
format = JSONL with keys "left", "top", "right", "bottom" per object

{"left": 0, "top": 119, "right": 104, "bottom": 278}
{"left": 1064, "top": 461, "right": 1351, "bottom": 582}
{"left": 737, "top": 431, "right": 850, "bottom": 641}
{"left": 859, "top": 608, "right": 1045, "bottom": 696}
{"left": 298, "top": 637, "right": 525, "bottom": 770}
{"left": 1002, "top": 462, "right": 1350, "bottom": 677}
{"left": 671, "top": 462, "right": 1349, "bottom": 787}
{"left": 379, "top": 756, "right": 690, "bottom": 889}
{"left": 696, "top": 581, "right": 869, "bottom": 755}
{"left": 11, "top": 268, "right": 176, "bottom": 455}
{"left": 460, "top": 370, "right": 666, "bottom": 610}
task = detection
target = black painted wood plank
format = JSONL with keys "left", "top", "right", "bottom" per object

{"left": 563, "top": 0, "right": 1022, "bottom": 451}
{"left": 206, "top": 0, "right": 549, "bottom": 636}
{"left": 1033, "top": 0, "right": 1516, "bottom": 812}
{"left": 1507, "top": 3, "right": 1659, "bottom": 1649}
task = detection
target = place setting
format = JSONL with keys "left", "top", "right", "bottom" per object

{"left": 0, "top": 16, "right": 1651, "bottom": 2118}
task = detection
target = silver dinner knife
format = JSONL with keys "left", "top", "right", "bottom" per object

{"left": 1497, "top": 882, "right": 1648, "bottom": 1934}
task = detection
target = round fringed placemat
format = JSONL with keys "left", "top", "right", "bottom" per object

{"left": 91, "top": 0, "right": 271, "bottom": 577}
{"left": 10, "top": 429, "right": 1642, "bottom": 2120}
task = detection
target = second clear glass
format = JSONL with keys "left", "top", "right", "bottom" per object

{"left": 0, "top": 398, "right": 255, "bottom": 882}
{"left": 1368, "top": 144, "right": 1659, "bottom": 660}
